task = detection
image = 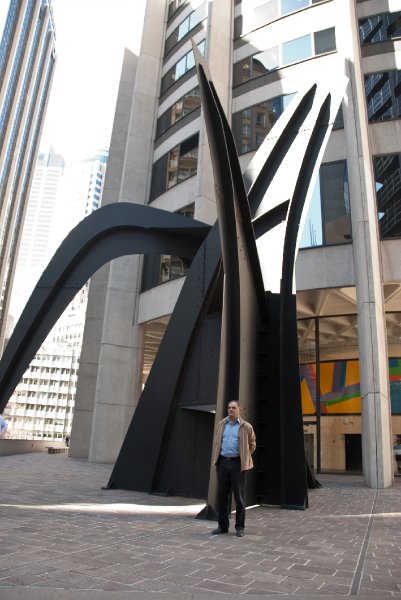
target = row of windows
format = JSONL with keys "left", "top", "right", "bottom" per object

{"left": 149, "top": 148, "right": 401, "bottom": 259}
{"left": 150, "top": 133, "right": 199, "bottom": 200}
{"left": 156, "top": 87, "right": 201, "bottom": 138}
{"left": 11, "top": 403, "right": 71, "bottom": 410}
{"left": 233, "top": 27, "right": 336, "bottom": 86}
{"left": 232, "top": 94, "right": 294, "bottom": 154}
{"left": 236, "top": 0, "right": 325, "bottom": 38}
{"left": 168, "top": 0, "right": 187, "bottom": 21}
{"left": 165, "top": 3, "right": 206, "bottom": 55}
{"left": 359, "top": 11, "right": 401, "bottom": 45}
{"left": 161, "top": 40, "right": 205, "bottom": 95}
{"left": 231, "top": 69, "right": 401, "bottom": 158}
{"left": 232, "top": 94, "right": 343, "bottom": 155}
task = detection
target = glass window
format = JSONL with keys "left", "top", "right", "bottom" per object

{"left": 158, "top": 204, "right": 194, "bottom": 284}
{"left": 182, "top": 87, "right": 201, "bottom": 115}
{"left": 167, "top": 145, "right": 179, "bottom": 189}
{"left": 160, "top": 252, "right": 186, "bottom": 282}
{"left": 252, "top": 47, "right": 280, "bottom": 75}
{"left": 175, "top": 55, "right": 187, "bottom": 80}
{"left": 149, "top": 154, "right": 168, "bottom": 200}
{"left": 254, "top": 0, "right": 279, "bottom": 23}
{"left": 321, "top": 162, "right": 351, "bottom": 245}
{"left": 282, "top": 34, "right": 312, "bottom": 65}
{"left": 255, "top": 112, "right": 265, "bottom": 127}
{"left": 239, "top": 0, "right": 325, "bottom": 37}
{"left": 165, "top": 3, "right": 206, "bottom": 55}
{"left": 281, "top": 0, "right": 308, "bottom": 16}
{"left": 300, "top": 174, "right": 323, "bottom": 247}
{"left": 232, "top": 94, "right": 294, "bottom": 154}
{"left": 234, "top": 28, "right": 335, "bottom": 86}
{"left": 186, "top": 49, "right": 196, "bottom": 71}
{"left": 161, "top": 41, "right": 205, "bottom": 95}
{"left": 168, "top": 0, "right": 187, "bottom": 20}
{"left": 150, "top": 135, "right": 199, "bottom": 201}
{"left": 359, "top": 11, "right": 401, "bottom": 44}
{"left": 364, "top": 70, "right": 401, "bottom": 122}
{"left": 177, "top": 134, "right": 198, "bottom": 182}
{"left": 374, "top": 154, "right": 401, "bottom": 238}
{"left": 255, "top": 133, "right": 265, "bottom": 146}
{"left": 190, "top": 4, "right": 206, "bottom": 29}
{"left": 314, "top": 27, "right": 336, "bottom": 55}
{"left": 300, "top": 161, "right": 351, "bottom": 248}
{"left": 156, "top": 87, "right": 201, "bottom": 138}
{"left": 178, "top": 19, "right": 190, "bottom": 41}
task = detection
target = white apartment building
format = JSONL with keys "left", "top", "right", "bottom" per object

{"left": 3, "top": 340, "right": 77, "bottom": 441}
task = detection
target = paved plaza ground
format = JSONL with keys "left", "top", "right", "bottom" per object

{"left": 1, "top": 452, "right": 401, "bottom": 599}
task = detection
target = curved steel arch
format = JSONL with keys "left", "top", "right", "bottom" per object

{"left": 0, "top": 202, "right": 210, "bottom": 413}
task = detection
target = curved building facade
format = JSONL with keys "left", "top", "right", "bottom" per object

{"left": 71, "top": 0, "right": 401, "bottom": 489}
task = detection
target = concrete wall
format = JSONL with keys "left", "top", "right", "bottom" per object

{"left": 0, "top": 439, "right": 67, "bottom": 456}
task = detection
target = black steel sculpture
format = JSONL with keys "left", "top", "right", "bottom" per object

{"left": 0, "top": 203, "right": 210, "bottom": 408}
{"left": 0, "top": 55, "right": 346, "bottom": 512}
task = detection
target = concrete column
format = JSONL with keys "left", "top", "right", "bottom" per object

{"left": 69, "top": 263, "right": 110, "bottom": 458}
{"left": 70, "top": 49, "right": 138, "bottom": 458}
{"left": 87, "top": 0, "right": 166, "bottom": 463}
{"left": 88, "top": 256, "right": 145, "bottom": 463}
{"left": 341, "top": 1, "right": 392, "bottom": 487}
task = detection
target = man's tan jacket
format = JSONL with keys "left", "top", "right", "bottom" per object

{"left": 211, "top": 417, "right": 256, "bottom": 471}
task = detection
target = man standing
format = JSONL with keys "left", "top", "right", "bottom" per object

{"left": 211, "top": 400, "right": 256, "bottom": 537}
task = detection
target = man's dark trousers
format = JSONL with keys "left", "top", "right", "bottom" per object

{"left": 216, "top": 456, "right": 245, "bottom": 531}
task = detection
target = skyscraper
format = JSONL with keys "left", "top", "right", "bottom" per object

{"left": 8, "top": 146, "right": 64, "bottom": 331}
{"left": 0, "top": 0, "right": 56, "bottom": 351}
{"left": 70, "top": 0, "right": 400, "bottom": 492}
{"left": 4, "top": 149, "right": 107, "bottom": 442}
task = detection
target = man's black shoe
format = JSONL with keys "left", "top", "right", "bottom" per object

{"left": 211, "top": 527, "right": 228, "bottom": 535}
{"left": 236, "top": 529, "right": 244, "bottom": 537}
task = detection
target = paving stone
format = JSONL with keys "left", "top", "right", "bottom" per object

{"left": 2, "top": 453, "right": 401, "bottom": 599}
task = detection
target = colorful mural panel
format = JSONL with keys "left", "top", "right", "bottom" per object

{"left": 301, "top": 358, "right": 401, "bottom": 415}
{"left": 300, "top": 359, "right": 361, "bottom": 415}
{"left": 390, "top": 358, "right": 401, "bottom": 414}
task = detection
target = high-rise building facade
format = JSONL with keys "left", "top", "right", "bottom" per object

{"left": 71, "top": 0, "right": 401, "bottom": 490}
{"left": 3, "top": 340, "right": 78, "bottom": 441}
{"left": 4, "top": 149, "right": 107, "bottom": 441}
{"left": 0, "top": 0, "right": 56, "bottom": 350}
{"left": 7, "top": 146, "right": 64, "bottom": 331}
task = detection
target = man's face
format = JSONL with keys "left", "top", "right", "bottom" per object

{"left": 228, "top": 402, "right": 240, "bottom": 421}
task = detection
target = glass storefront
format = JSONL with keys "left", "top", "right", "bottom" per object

{"left": 299, "top": 309, "right": 401, "bottom": 474}
{"left": 299, "top": 313, "right": 360, "bottom": 473}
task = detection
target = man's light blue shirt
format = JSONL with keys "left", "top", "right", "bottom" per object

{"left": 220, "top": 417, "right": 240, "bottom": 457}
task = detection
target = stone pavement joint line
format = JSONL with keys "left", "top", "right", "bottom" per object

{"left": 350, "top": 488, "right": 378, "bottom": 595}
{"left": 1, "top": 453, "right": 401, "bottom": 599}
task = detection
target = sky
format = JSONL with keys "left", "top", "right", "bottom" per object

{"left": 39, "top": 0, "right": 147, "bottom": 164}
